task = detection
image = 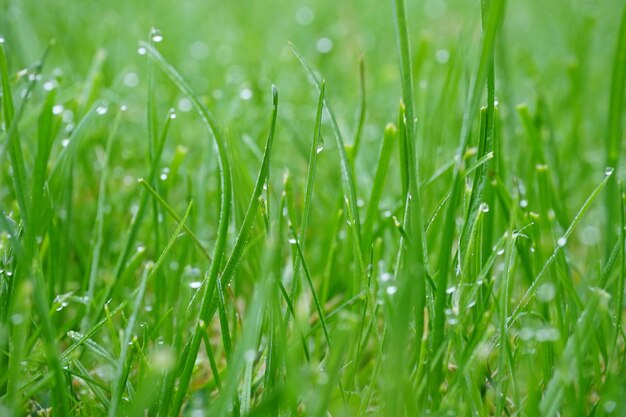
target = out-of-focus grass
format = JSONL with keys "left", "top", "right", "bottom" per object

{"left": 1, "top": 0, "right": 625, "bottom": 415}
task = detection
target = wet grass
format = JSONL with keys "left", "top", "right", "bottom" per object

{"left": 1, "top": 0, "right": 626, "bottom": 415}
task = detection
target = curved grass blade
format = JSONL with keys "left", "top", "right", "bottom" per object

{"left": 138, "top": 179, "right": 212, "bottom": 262}
{"left": 509, "top": 171, "right": 612, "bottom": 325}
{"left": 139, "top": 41, "right": 234, "bottom": 416}
{"left": 289, "top": 43, "right": 365, "bottom": 271}
{"left": 109, "top": 201, "right": 193, "bottom": 417}
{"left": 82, "top": 111, "right": 120, "bottom": 331}
{"left": 350, "top": 56, "right": 366, "bottom": 161}
{"left": 362, "top": 123, "right": 396, "bottom": 250}
{"left": 432, "top": 0, "right": 506, "bottom": 372}
{"left": 605, "top": 5, "right": 626, "bottom": 254}
{"left": 98, "top": 107, "right": 176, "bottom": 319}
{"left": 288, "top": 224, "right": 331, "bottom": 347}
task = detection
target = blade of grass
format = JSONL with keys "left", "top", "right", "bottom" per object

{"left": 605, "top": 5, "right": 626, "bottom": 256}
{"left": 82, "top": 111, "right": 120, "bottom": 331}
{"left": 362, "top": 123, "right": 396, "bottom": 250}
{"left": 509, "top": 170, "right": 613, "bottom": 325}
{"left": 288, "top": 224, "right": 331, "bottom": 347}
{"left": 109, "top": 200, "right": 193, "bottom": 417}
{"left": 432, "top": 0, "right": 506, "bottom": 388}
{"left": 290, "top": 43, "right": 365, "bottom": 273}
{"left": 139, "top": 41, "right": 234, "bottom": 416}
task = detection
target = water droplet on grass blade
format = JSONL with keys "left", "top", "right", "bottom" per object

{"left": 43, "top": 80, "right": 57, "bottom": 91}
{"left": 189, "top": 281, "right": 202, "bottom": 289}
{"left": 150, "top": 28, "right": 163, "bottom": 43}
{"left": 380, "top": 272, "right": 393, "bottom": 282}
{"left": 96, "top": 105, "right": 108, "bottom": 115}
{"left": 537, "top": 283, "right": 556, "bottom": 302}
{"left": 316, "top": 137, "right": 325, "bottom": 154}
{"left": 137, "top": 46, "right": 147, "bottom": 55}
{"left": 386, "top": 286, "right": 398, "bottom": 295}
{"left": 557, "top": 236, "right": 567, "bottom": 247}
{"left": 605, "top": 166, "right": 615, "bottom": 176}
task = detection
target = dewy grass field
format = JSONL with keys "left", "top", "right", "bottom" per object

{"left": 0, "top": 0, "right": 625, "bottom": 415}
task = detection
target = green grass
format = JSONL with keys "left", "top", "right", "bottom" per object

{"left": 1, "top": 0, "right": 626, "bottom": 415}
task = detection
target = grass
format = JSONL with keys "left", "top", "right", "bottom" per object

{"left": 1, "top": 0, "right": 626, "bottom": 415}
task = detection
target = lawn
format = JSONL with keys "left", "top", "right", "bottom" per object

{"left": 1, "top": 0, "right": 626, "bottom": 415}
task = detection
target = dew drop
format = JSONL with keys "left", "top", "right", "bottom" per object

{"left": 124, "top": 72, "right": 139, "bottom": 88}
{"left": 120, "top": 104, "right": 128, "bottom": 112}
{"left": 380, "top": 272, "right": 393, "bottom": 282}
{"left": 189, "top": 281, "right": 202, "bottom": 289}
{"left": 61, "top": 138, "right": 70, "bottom": 148}
{"left": 316, "top": 37, "right": 333, "bottom": 54}
{"left": 96, "top": 105, "right": 108, "bottom": 115}
{"left": 605, "top": 167, "right": 615, "bottom": 176}
{"left": 52, "top": 104, "right": 64, "bottom": 115}
{"left": 43, "top": 80, "right": 57, "bottom": 91}
{"left": 536, "top": 327, "right": 559, "bottom": 342}
{"left": 190, "top": 41, "right": 209, "bottom": 60}
{"left": 178, "top": 98, "right": 192, "bottom": 112}
{"left": 557, "top": 236, "right": 567, "bottom": 247}
{"left": 137, "top": 46, "right": 147, "bottom": 56}
{"left": 295, "top": 6, "right": 315, "bottom": 25}
{"left": 168, "top": 109, "right": 177, "bottom": 119}
{"left": 537, "top": 283, "right": 556, "bottom": 302}
{"left": 150, "top": 28, "right": 163, "bottom": 43}
{"left": 239, "top": 88, "right": 253, "bottom": 101}
{"left": 518, "top": 327, "right": 535, "bottom": 341}
{"left": 604, "top": 401, "right": 617, "bottom": 413}
{"left": 386, "top": 286, "right": 398, "bottom": 295}
{"left": 435, "top": 49, "right": 450, "bottom": 64}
